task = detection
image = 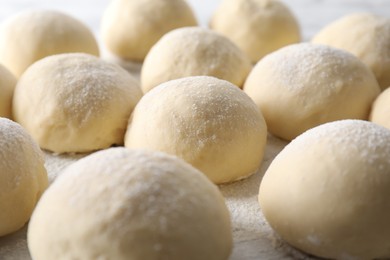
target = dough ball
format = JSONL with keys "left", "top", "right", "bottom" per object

{"left": 210, "top": 0, "right": 300, "bottom": 63}
{"left": 13, "top": 53, "right": 143, "bottom": 153}
{"left": 370, "top": 87, "right": 390, "bottom": 129}
{"left": 244, "top": 43, "right": 380, "bottom": 140}
{"left": 0, "top": 10, "right": 99, "bottom": 78}
{"left": 101, "top": 0, "right": 197, "bottom": 61}
{"left": 28, "top": 148, "right": 232, "bottom": 260}
{"left": 312, "top": 13, "right": 390, "bottom": 90}
{"left": 141, "top": 27, "right": 252, "bottom": 93}
{"left": 259, "top": 120, "right": 390, "bottom": 260}
{"left": 125, "top": 76, "right": 267, "bottom": 184}
{"left": 0, "top": 65, "right": 16, "bottom": 118}
{"left": 0, "top": 118, "right": 48, "bottom": 236}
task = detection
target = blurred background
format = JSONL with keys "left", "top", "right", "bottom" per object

{"left": 0, "top": 0, "right": 389, "bottom": 42}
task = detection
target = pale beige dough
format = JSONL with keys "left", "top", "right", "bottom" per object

{"left": 13, "top": 53, "right": 142, "bottom": 153}
{"left": 210, "top": 0, "right": 300, "bottom": 63}
{"left": 0, "top": 10, "right": 99, "bottom": 78}
{"left": 0, "top": 118, "right": 48, "bottom": 237}
{"left": 370, "top": 87, "right": 390, "bottom": 128}
{"left": 0, "top": 65, "right": 16, "bottom": 118}
{"left": 259, "top": 120, "right": 390, "bottom": 260}
{"left": 244, "top": 43, "right": 381, "bottom": 141}
{"left": 125, "top": 76, "right": 267, "bottom": 184}
{"left": 28, "top": 148, "right": 232, "bottom": 260}
{"left": 141, "top": 27, "right": 252, "bottom": 93}
{"left": 312, "top": 13, "right": 390, "bottom": 90}
{"left": 101, "top": 0, "right": 197, "bottom": 61}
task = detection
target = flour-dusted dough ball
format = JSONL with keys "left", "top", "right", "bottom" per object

{"left": 0, "top": 65, "right": 16, "bottom": 118}
{"left": 259, "top": 120, "right": 390, "bottom": 259}
{"left": 0, "top": 118, "right": 48, "bottom": 236}
{"left": 125, "top": 76, "right": 267, "bottom": 184}
{"left": 210, "top": 0, "right": 300, "bottom": 63}
{"left": 28, "top": 148, "right": 232, "bottom": 260}
{"left": 101, "top": 0, "right": 197, "bottom": 61}
{"left": 0, "top": 10, "right": 99, "bottom": 78}
{"left": 13, "top": 53, "right": 143, "bottom": 153}
{"left": 244, "top": 43, "right": 380, "bottom": 141}
{"left": 370, "top": 87, "right": 390, "bottom": 129}
{"left": 312, "top": 13, "right": 390, "bottom": 90}
{"left": 141, "top": 27, "right": 252, "bottom": 93}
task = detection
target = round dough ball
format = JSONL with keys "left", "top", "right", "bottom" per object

{"left": 141, "top": 27, "right": 252, "bottom": 93}
{"left": 101, "top": 0, "right": 197, "bottom": 61}
{"left": 125, "top": 76, "right": 267, "bottom": 184}
{"left": 210, "top": 0, "right": 300, "bottom": 63}
{"left": 370, "top": 87, "right": 390, "bottom": 128}
{"left": 13, "top": 53, "right": 143, "bottom": 153}
{"left": 0, "top": 118, "right": 48, "bottom": 236}
{"left": 259, "top": 120, "right": 390, "bottom": 259}
{"left": 312, "top": 13, "right": 390, "bottom": 90}
{"left": 0, "top": 10, "right": 99, "bottom": 78}
{"left": 0, "top": 65, "right": 16, "bottom": 118}
{"left": 28, "top": 148, "right": 232, "bottom": 260}
{"left": 244, "top": 43, "right": 380, "bottom": 141}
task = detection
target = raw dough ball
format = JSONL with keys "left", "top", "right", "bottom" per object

{"left": 244, "top": 43, "right": 380, "bottom": 140}
{"left": 370, "top": 87, "right": 390, "bottom": 128}
{"left": 125, "top": 76, "right": 267, "bottom": 184}
{"left": 101, "top": 0, "right": 197, "bottom": 61}
{"left": 28, "top": 148, "right": 232, "bottom": 260}
{"left": 259, "top": 120, "right": 390, "bottom": 260}
{"left": 0, "top": 118, "right": 48, "bottom": 236}
{"left": 312, "top": 13, "right": 390, "bottom": 90}
{"left": 210, "top": 0, "right": 300, "bottom": 63}
{"left": 141, "top": 27, "right": 252, "bottom": 93}
{"left": 0, "top": 65, "right": 16, "bottom": 118}
{"left": 13, "top": 53, "right": 142, "bottom": 153}
{"left": 0, "top": 10, "right": 99, "bottom": 78}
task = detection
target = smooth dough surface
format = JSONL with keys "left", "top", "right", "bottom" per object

{"left": 370, "top": 87, "right": 390, "bottom": 129}
{"left": 210, "top": 0, "right": 300, "bottom": 62}
{"left": 0, "top": 10, "right": 99, "bottom": 78}
{"left": 244, "top": 43, "right": 380, "bottom": 141}
{"left": 259, "top": 120, "right": 390, "bottom": 260}
{"left": 13, "top": 53, "right": 142, "bottom": 153}
{"left": 101, "top": 0, "right": 197, "bottom": 61}
{"left": 141, "top": 27, "right": 252, "bottom": 93}
{"left": 0, "top": 118, "right": 48, "bottom": 236}
{"left": 28, "top": 148, "right": 232, "bottom": 260}
{"left": 312, "top": 13, "right": 390, "bottom": 90}
{"left": 0, "top": 65, "right": 16, "bottom": 118}
{"left": 125, "top": 76, "right": 267, "bottom": 184}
